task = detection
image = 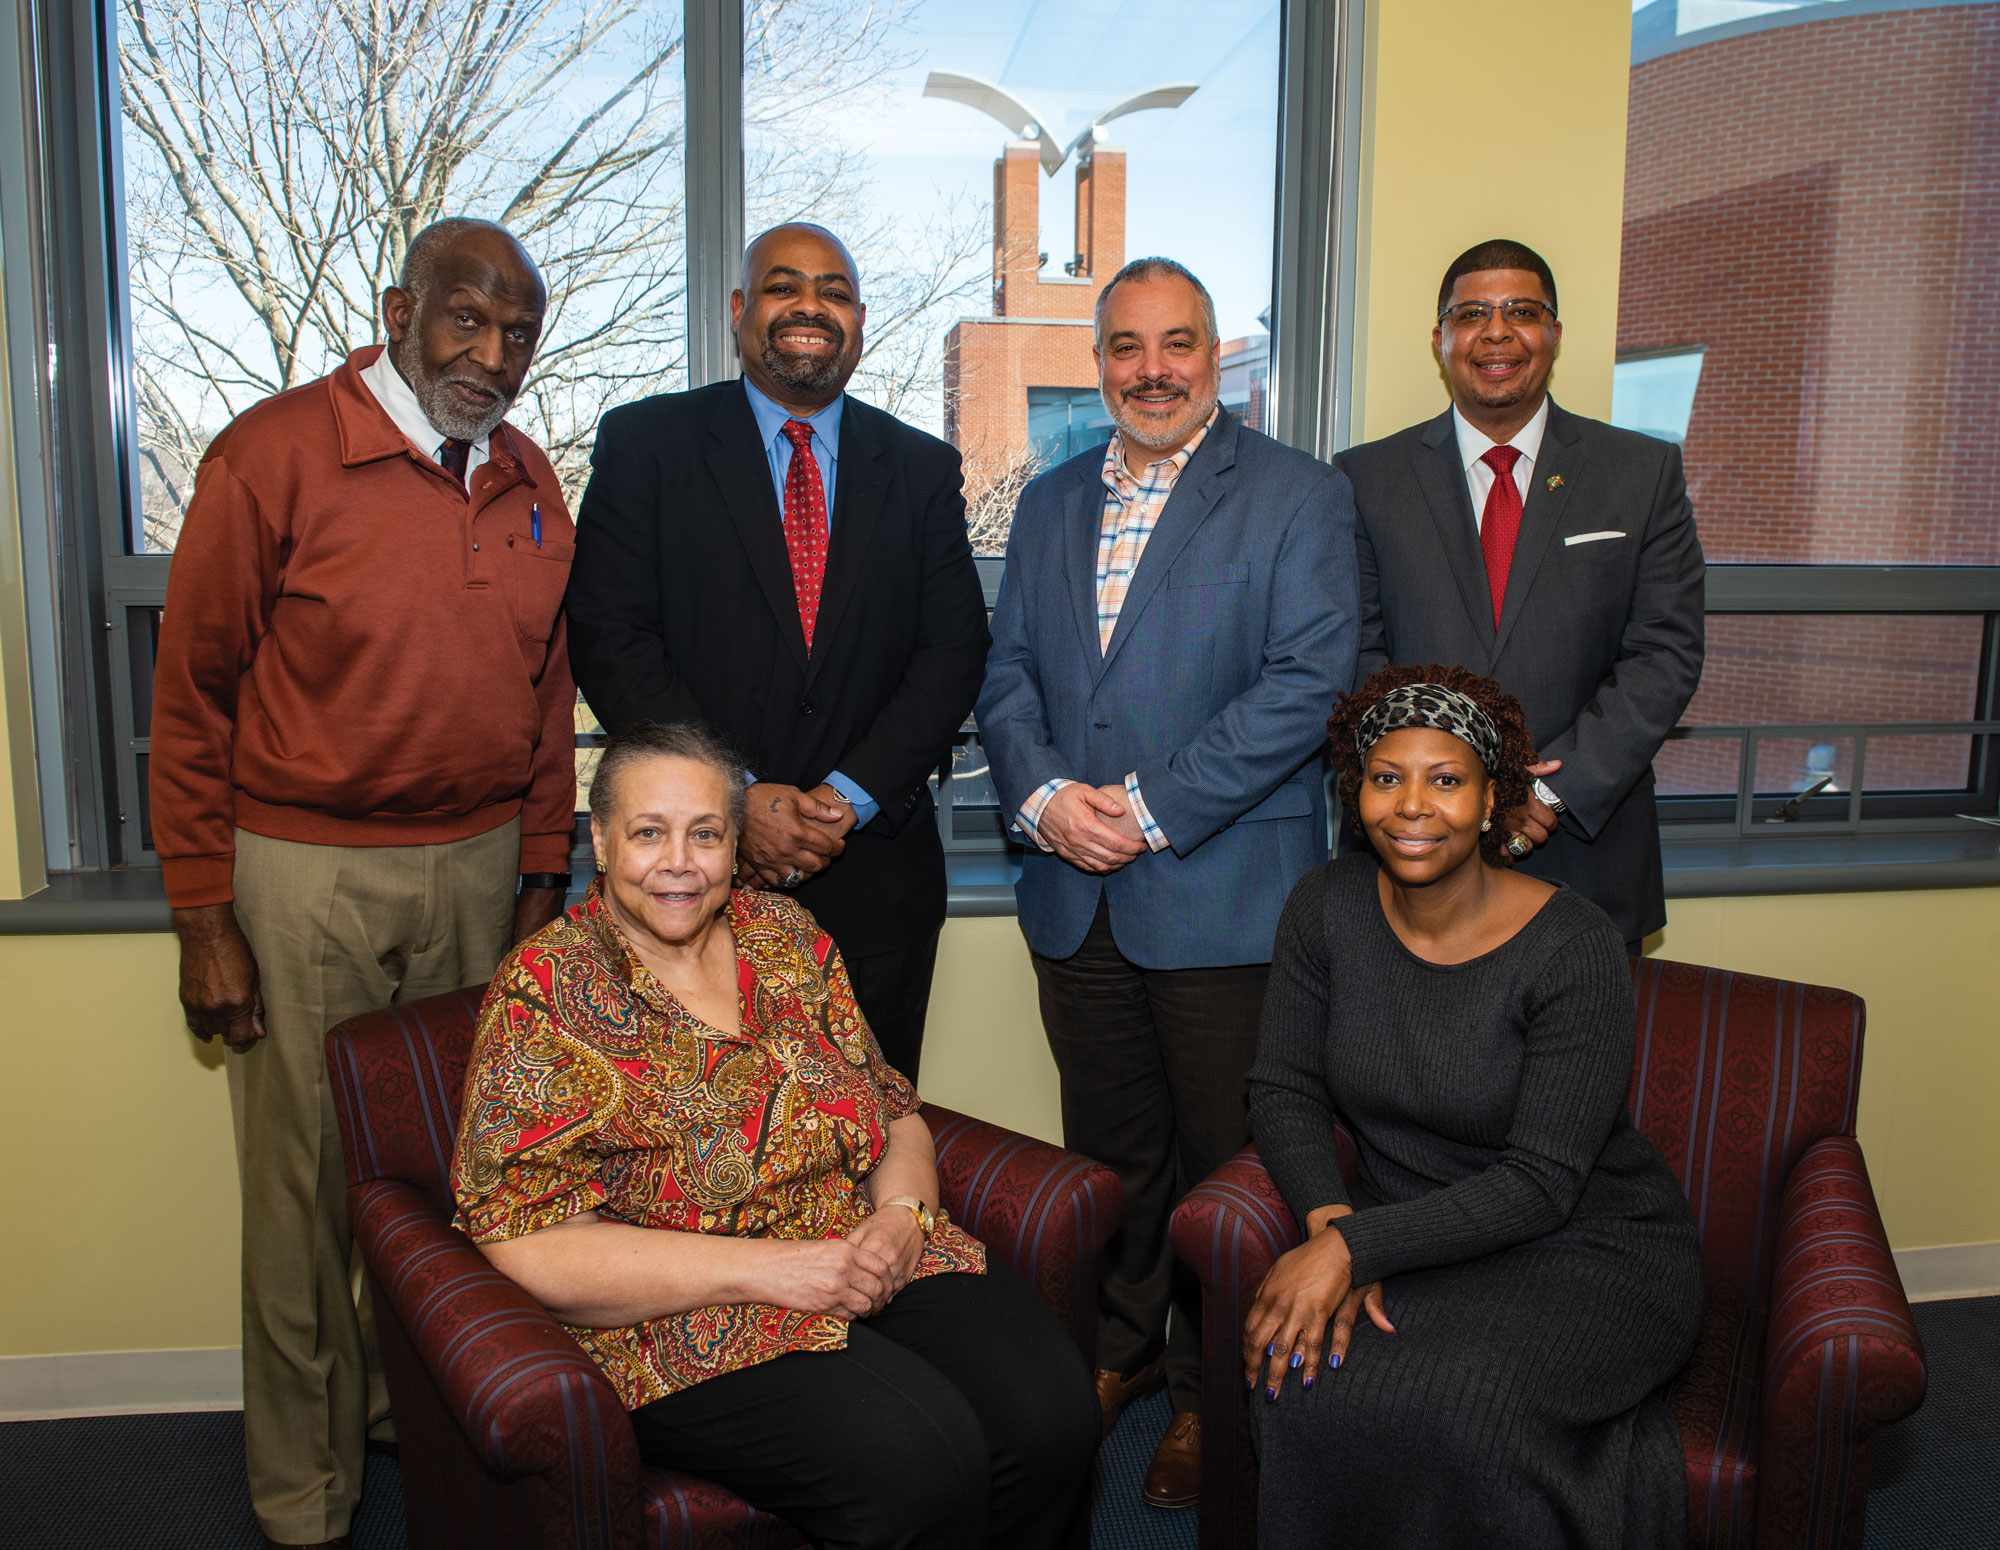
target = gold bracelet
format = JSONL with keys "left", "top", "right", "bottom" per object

{"left": 880, "top": 1194, "right": 935, "bottom": 1239}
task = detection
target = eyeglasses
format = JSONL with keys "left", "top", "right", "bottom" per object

{"left": 1437, "top": 298, "right": 1557, "bottom": 330}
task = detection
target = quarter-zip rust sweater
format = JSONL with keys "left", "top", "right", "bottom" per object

{"left": 150, "top": 346, "right": 577, "bottom": 909}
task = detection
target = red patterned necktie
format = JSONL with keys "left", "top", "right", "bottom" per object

{"left": 437, "top": 437, "right": 472, "bottom": 489}
{"left": 1478, "top": 444, "right": 1524, "bottom": 628}
{"left": 780, "top": 419, "right": 829, "bottom": 650}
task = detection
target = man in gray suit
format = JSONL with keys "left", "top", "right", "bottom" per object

{"left": 979, "top": 256, "right": 1357, "bottom": 1507}
{"left": 1337, "top": 237, "right": 1704, "bottom": 950}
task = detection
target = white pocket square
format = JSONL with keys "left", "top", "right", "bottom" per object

{"left": 1564, "top": 530, "right": 1627, "bottom": 547}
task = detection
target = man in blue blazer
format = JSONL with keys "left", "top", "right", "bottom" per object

{"left": 978, "top": 257, "right": 1357, "bottom": 1507}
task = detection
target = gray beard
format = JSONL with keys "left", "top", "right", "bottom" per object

{"left": 758, "top": 338, "right": 848, "bottom": 395}
{"left": 389, "top": 331, "right": 512, "bottom": 443}
{"left": 1102, "top": 380, "right": 1219, "bottom": 458}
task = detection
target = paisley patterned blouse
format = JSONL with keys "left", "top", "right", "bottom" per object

{"left": 451, "top": 882, "right": 985, "bottom": 1409}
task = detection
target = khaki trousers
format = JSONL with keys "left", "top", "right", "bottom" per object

{"left": 228, "top": 820, "right": 518, "bottom": 1543}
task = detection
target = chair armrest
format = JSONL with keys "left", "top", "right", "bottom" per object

{"left": 1754, "top": 1137, "right": 1928, "bottom": 1550}
{"left": 1171, "top": 1145, "right": 1302, "bottom": 1296}
{"left": 351, "top": 1179, "right": 644, "bottom": 1489}
{"left": 922, "top": 1104, "right": 1121, "bottom": 1362}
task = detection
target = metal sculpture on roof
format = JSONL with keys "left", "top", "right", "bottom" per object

{"left": 921, "top": 72, "right": 1198, "bottom": 177}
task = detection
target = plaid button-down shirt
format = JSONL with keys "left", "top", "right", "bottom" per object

{"left": 1017, "top": 410, "right": 1218, "bottom": 856}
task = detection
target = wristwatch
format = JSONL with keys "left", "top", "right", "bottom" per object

{"left": 881, "top": 1194, "right": 940, "bottom": 1240}
{"left": 1531, "top": 778, "right": 1565, "bottom": 814}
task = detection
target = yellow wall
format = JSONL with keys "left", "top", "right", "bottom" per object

{"left": 2, "top": 0, "right": 1994, "bottom": 1368}
{"left": 1352, "top": 0, "right": 1633, "bottom": 438}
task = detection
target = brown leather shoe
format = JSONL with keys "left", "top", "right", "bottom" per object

{"left": 1141, "top": 1410, "right": 1201, "bottom": 1510}
{"left": 1094, "top": 1354, "right": 1167, "bottom": 1436}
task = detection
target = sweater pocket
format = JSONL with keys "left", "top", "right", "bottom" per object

{"left": 505, "top": 533, "right": 575, "bottom": 642}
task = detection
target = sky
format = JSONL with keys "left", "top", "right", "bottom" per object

{"left": 760, "top": 0, "right": 1284, "bottom": 345}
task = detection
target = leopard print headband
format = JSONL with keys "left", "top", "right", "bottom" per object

{"left": 1354, "top": 683, "right": 1503, "bottom": 775}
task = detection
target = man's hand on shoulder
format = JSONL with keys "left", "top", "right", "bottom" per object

{"left": 742, "top": 782, "right": 848, "bottom": 887}
{"left": 1502, "top": 758, "right": 1564, "bottom": 854}
{"left": 171, "top": 903, "right": 266, "bottom": 1049}
{"left": 1038, "top": 782, "right": 1146, "bottom": 874}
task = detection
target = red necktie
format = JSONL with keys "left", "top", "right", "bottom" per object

{"left": 1478, "top": 445, "right": 1523, "bottom": 628}
{"left": 780, "top": 420, "right": 829, "bottom": 651}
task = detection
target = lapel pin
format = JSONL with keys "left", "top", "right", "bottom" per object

{"left": 1546, "top": 474, "right": 1564, "bottom": 491}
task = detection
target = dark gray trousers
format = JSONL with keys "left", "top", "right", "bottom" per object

{"left": 1031, "top": 897, "right": 1269, "bottom": 1412}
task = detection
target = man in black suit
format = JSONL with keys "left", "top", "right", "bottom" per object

{"left": 566, "top": 223, "right": 990, "bottom": 1076}
{"left": 1336, "top": 238, "right": 1704, "bottom": 949}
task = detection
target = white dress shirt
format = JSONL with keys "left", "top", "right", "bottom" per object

{"left": 1452, "top": 396, "right": 1549, "bottom": 533}
{"left": 360, "top": 348, "right": 491, "bottom": 491}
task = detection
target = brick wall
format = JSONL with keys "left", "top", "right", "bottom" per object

{"left": 1621, "top": 6, "right": 1999, "bottom": 795}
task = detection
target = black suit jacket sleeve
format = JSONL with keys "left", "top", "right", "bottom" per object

{"left": 1346, "top": 452, "right": 1390, "bottom": 685}
{"left": 1538, "top": 442, "right": 1705, "bottom": 840}
{"left": 566, "top": 405, "right": 709, "bottom": 730}
{"left": 829, "top": 451, "right": 989, "bottom": 835}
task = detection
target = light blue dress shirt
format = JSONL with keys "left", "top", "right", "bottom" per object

{"left": 738, "top": 378, "right": 876, "bottom": 826}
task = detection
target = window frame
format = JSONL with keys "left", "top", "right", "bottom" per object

{"left": 9, "top": 0, "right": 1997, "bottom": 920}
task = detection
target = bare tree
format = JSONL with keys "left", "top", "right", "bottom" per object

{"left": 959, "top": 438, "right": 1045, "bottom": 556}
{"left": 120, "top": 0, "right": 988, "bottom": 550}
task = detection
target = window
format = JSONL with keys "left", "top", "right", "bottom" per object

{"left": 0, "top": 1, "right": 1348, "bottom": 890}
{"left": 1026, "top": 386, "right": 1113, "bottom": 468}
{"left": 1623, "top": 0, "right": 2000, "bottom": 838}
{"left": 743, "top": 0, "right": 1283, "bottom": 559}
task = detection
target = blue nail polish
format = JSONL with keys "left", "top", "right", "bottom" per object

{"left": 1330, "top": 1352, "right": 1342, "bottom": 1370}
{"left": 1289, "top": 1351, "right": 1302, "bottom": 1369}
{"left": 1303, "top": 1375, "right": 1314, "bottom": 1390}
{"left": 1266, "top": 1341, "right": 1275, "bottom": 1357}
{"left": 1265, "top": 1385, "right": 1277, "bottom": 1402}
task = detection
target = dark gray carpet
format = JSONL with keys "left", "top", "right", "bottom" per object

{"left": 0, "top": 1297, "right": 1987, "bottom": 1548}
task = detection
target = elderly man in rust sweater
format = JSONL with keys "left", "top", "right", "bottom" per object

{"left": 149, "top": 218, "right": 575, "bottom": 1550}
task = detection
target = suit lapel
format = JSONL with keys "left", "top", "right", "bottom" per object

{"left": 1063, "top": 456, "right": 1106, "bottom": 674}
{"left": 803, "top": 400, "right": 887, "bottom": 693}
{"left": 1493, "top": 401, "right": 1586, "bottom": 660}
{"left": 1098, "top": 412, "right": 1239, "bottom": 680}
{"left": 703, "top": 386, "right": 809, "bottom": 674}
{"left": 1412, "top": 409, "right": 1499, "bottom": 660}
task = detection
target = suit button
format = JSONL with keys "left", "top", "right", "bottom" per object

{"left": 1093, "top": 721, "right": 1110, "bottom": 730}
{"left": 799, "top": 701, "right": 815, "bottom": 716}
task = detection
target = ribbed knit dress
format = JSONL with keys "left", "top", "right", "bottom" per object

{"left": 1247, "top": 854, "right": 1703, "bottom": 1550}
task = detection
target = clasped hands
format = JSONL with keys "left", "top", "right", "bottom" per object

{"left": 739, "top": 781, "right": 859, "bottom": 889}
{"left": 1036, "top": 781, "right": 1149, "bottom": 874}
{"left": 771, "top": 1202, "right": 926, "bottom": 1321}
{"left": 1242, "top": 1203, "right": 1394, "bottom": 1401}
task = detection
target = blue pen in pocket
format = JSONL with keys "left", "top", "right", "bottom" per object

{"left": 531, "top": 503, "right": 541, "bottom": 547}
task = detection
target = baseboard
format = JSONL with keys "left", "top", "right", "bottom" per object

{"left": 0, "top": 1348, "right": 242, "bottom": 1420}
{"left": 1893, "top": 1241, "right": 2000, "bottom": 1303}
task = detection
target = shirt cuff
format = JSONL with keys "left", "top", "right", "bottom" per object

{"left": 1123, "top": 772, "right": 1170, "bottom": 853}
{"left": 1015, "top": 779, "right": 1074, "bottom": 852}
{"left": 824, "top": 769, "right": 879, "bottom": 828}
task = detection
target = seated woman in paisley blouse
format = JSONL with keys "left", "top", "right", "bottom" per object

{"left": 452, "top": 721, "right": 1099, "bottom": 1550}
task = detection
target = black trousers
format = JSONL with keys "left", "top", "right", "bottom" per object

{"left": 843, "top": 925, "right": 942, "bottom": 1083}
{"left": 1031, "top": 898, "right": 1269, "bottom": 1412}
{"left": 627, "top": 1266, "right": 1099, "bottom": 1550}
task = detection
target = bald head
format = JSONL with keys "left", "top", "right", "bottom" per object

{"left": 383, "top": 218, "right": 547, "bottom": 443}
{"left": 731, "top": 223, "right": 866, "bottom": 411}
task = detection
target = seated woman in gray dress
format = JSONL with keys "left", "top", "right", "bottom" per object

{"left": 1244, "top": 664, "right": 1703, "bottom": 1550}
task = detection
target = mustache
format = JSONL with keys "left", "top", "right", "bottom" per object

{"left": 766, "top": 311, "right": 846, "bottom": 352}
{"left": 1122, "top": 377, "right": 1189, "bottom": 402}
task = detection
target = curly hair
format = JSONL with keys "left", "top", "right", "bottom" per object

{"left": 1327, "top": 664, "right": 1539, "bottom": 868}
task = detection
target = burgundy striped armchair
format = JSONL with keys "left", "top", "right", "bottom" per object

{"left": 325, "top": 986, "right": 1122, "bottom": 1550}
{"left": 1171, "top": 957, "right": 1928, "bottom": 1550}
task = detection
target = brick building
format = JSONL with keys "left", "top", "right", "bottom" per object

{"left": 943, "top": 138, "right": 1267, "bottom": 552}
{"left": 1619, "top": 2, "right": 1999, "bottom": 795}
